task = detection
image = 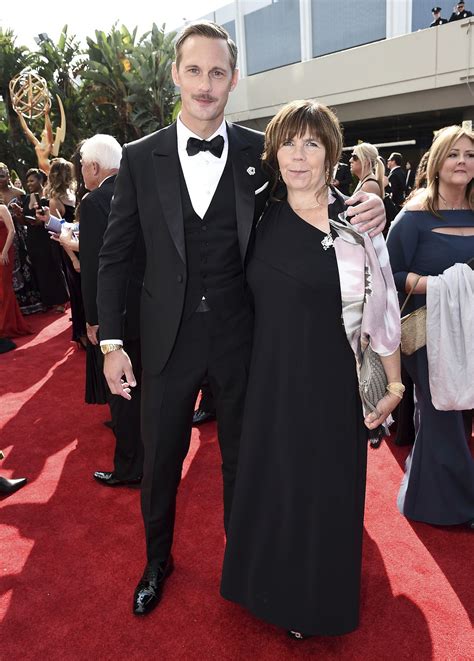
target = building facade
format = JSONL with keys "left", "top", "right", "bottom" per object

{"left": 197, "top": 0, "right": 474, "bottom": 166}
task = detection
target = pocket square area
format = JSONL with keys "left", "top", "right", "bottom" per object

{"left": 254, "top": 182, "right": 269, "bottom": 195}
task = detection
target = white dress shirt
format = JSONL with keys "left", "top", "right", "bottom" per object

{"left": 176, "top": 115, "right": 228, "bottom": 219}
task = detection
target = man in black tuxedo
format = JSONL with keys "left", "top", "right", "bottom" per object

{"left": 387, "top": 152, "right": 406, "bottom": 208}
{"left": 97, "top": 20, "right": 386, "bottom": 617}
{"left": 449, "top": 1, "right": 473, "bottom": 20}
{"left": 80, "top": 135, "right": 144, "bottom": 487}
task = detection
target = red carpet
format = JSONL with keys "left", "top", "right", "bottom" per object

{"left": 1, "top": 312, "right": 473, "bottom": 659}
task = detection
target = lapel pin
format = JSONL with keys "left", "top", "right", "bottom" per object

{"left": 247, "top": 166, "right": 255, "bottom": 175}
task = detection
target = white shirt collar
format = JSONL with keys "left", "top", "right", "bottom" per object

{"left": 176, "top": 115, "right": 228, "bottom": 158}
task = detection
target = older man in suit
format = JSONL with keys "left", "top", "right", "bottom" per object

{"left": 80, "top": 135, "right": 144, "bottom": 487}
{"left": 97, "top": 20, "right": 387, "bottom": 616}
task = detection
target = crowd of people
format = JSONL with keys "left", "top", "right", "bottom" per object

{"left": 1, "top": 18, "right": 473, "bottom": 644}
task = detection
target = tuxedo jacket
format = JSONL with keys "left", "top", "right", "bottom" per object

{"left": 388, "top": 167, "right": 406, "bottom": 207}
{"left": 81, "top": 175, "right": 144, "bottom": 340}
{"left": 97, "top": 122, "right": 268, "bottom": 375}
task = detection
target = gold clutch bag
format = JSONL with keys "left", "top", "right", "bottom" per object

{"left": 401, "top": 306, "right": 427, "bottom": 355}
{"left": 400, "top": 276, "right": 426, "bottom": 356}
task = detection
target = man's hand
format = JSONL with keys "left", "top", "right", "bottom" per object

{"left": 86, "top": 323, "right": 99, "bottom": 345}
{"left": 345, "top": 191, "right": 386, "bottom": 237}
{"left": 103, "top": 348, "right": 136, "bottom": 400}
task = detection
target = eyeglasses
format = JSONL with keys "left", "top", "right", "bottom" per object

{"left": 350, "top": 154, "right": 359, "bottom": 161}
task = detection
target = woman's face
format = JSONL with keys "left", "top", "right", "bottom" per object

{"left": 0, "top": 167, "right": 9, "bottom": 188}
{"left": 438, "top": 136, "right": 474, "bottom": 189}
{"left": 26, "top": 175, "right": 42, "bottom": 194}
{"left": 349, "top": 152, "right": 362, "bottom": 178}
{"left": 277, "top": 131, "right": 327, "bottom": 195}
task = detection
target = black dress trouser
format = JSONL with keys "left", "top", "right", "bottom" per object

{"left": 106, "top": 338, "right": 143, "bottom": 479}
{"left": 140, "top": 304, "right": 253, "bottom": 565}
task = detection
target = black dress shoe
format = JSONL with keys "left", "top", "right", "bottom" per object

{"left": 464, "top": 519, "right": 474, "bottom": 530}
{"left": 133, "top": 557, "right": 174, "bottom": 616}
{"left": 93, "top": 471, "right": 142, "bottom": 487}
{"left": 0, "top": 476, "right": 27, "bottom": 495}
{"left": 192, "top": 408, "right": 216, "bottom": 426}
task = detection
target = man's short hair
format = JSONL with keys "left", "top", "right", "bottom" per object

{"left": 175, "top": 20, "right": 238, "bottom": 71}
{"left": 80, "top": 134, "right": 122, "bottom": 170}
{"left": 388, "top": 152, "right": 402, "bottom": 166}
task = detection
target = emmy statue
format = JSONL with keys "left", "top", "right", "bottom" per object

{"left": 9, "top": 69, "right": 66, "bottom": 175}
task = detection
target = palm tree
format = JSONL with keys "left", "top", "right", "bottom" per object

{"left": 82, "top": 24, "right": 140, "bottom": 143}
{"left": 0, "top": 28, "right": 36, "bottom": 176}
{"left": 33, "top": 26, "right": 87, "bottom": 158}
{"left": 125, "top": 24, "right": 178, "bottom": 135}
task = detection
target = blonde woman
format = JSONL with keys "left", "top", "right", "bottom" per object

{"left": 387, "top": 125, "right": 474, "bottom": 529}
{"left": 350, "top": 142, "right": 385, "bottom": 198}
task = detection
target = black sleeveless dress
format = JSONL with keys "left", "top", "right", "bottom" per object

{"left": 221, "top": 201, "right": 368, "bottom": 635}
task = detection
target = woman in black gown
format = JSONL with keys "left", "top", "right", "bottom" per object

{"left": 221, "top": 101, "right": 402, "bottom": 639}
{"left": 46, "top": 158, "right": 87, "bottom": 347}
{"left": 10, "top": 168, "right": 69, "bottom": 311}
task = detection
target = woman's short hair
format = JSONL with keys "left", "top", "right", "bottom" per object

{"left": 425, "top": 125, "right": 474, "bottom": 214}
{"left": 25, "top": 168, "right": 43, "bottom": 183}
{"left": 262, "top": 100, "right": 343, "bottom": 197}
{"left": 175, "top": 20, "right": 238, "bottom": 71}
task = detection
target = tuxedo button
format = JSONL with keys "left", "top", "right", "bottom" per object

{"left": 177, "top": 275, "right": 183, "bottom": 283}
{"left": 201, "top": 225, "right": 207, "bottom": 231}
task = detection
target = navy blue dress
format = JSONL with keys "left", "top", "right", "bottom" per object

{"left": 387, "top": 209, "right": 474, "bottom": 525}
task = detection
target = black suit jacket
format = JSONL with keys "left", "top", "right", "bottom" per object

{"left": 98, "top": 122, "right": 268, "bottom": 374}
{"left": 81, "top": 175, "right": 144, "bottom": 340}
{"left": 334, "top": 162, "right": 352, "bottom": 196}
{"left": 388, "top": 167, "right": 406, "bottom": 207}
{"left": 449, "top": 10, "right": 473, "bottom": 21}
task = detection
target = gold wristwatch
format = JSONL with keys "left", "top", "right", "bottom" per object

{"left": 100, "top": 343, "right": 123, "bottom": 355}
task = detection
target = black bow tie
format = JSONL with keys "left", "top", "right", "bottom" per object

{"left": 186, "top": 135, "right": 224, "bottom": 159}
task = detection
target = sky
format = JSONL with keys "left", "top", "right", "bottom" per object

{"left": 2, "top": 0, "right": 227, "bottom": 48}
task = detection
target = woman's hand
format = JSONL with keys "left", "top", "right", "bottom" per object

{"left": 364, "top": 392, "right": 400, "bottom": 430}
{"left": 0, "top": 250, "right": 9, "bottom": 266}
{"left": 9, "top": 201, "right": 23, "bottom": 219}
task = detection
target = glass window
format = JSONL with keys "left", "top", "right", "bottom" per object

{"left": 245, "top": 0, "right": 301, "bottom": 75}
{"left": 312, "top": 0, "right": 386, "bottom": 57}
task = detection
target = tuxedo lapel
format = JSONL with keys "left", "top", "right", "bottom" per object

{"left": 227, "top": 123, "right": 258, "bottom": 264}
{"left": 152, "top": 124, "right": 186, "bottom": 265}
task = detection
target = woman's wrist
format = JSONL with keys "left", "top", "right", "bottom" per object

{"left": 386, "top": 382, "right": 405, "bottom": 399}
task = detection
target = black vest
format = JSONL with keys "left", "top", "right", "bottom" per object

{"left": 179, "top": 157, "right": 246, "bottom": 320}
